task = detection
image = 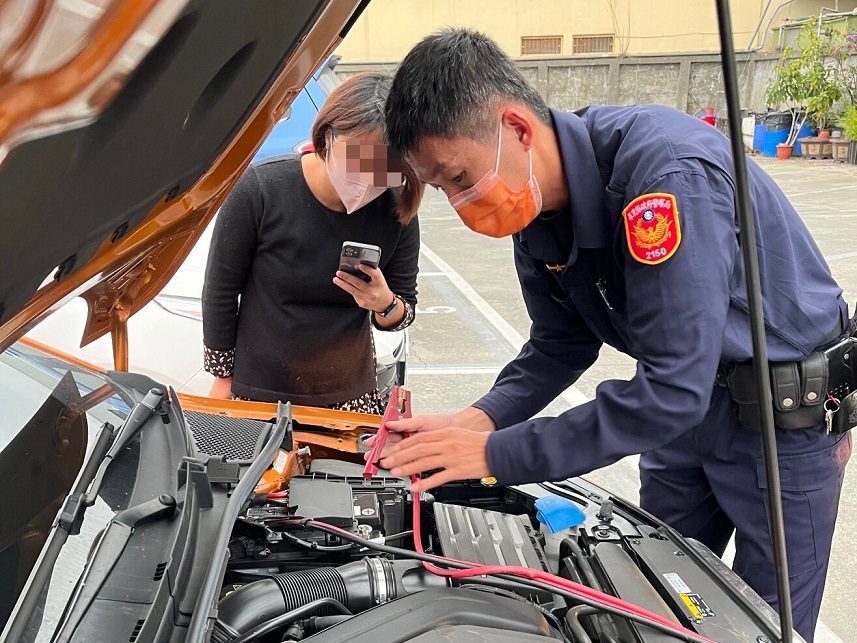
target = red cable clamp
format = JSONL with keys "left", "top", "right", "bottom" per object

{"left": 363, "top": 386, "right": 411, "bottom": 479}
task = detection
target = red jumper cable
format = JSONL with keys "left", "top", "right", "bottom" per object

{"left": 359, "top": 388, "right": 712, "bottom": 642}
{"left": 363, "top": 385, "right": 411, "bottom": 479}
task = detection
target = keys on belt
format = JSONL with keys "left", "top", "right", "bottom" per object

{"left": 825, "top": 395, "right": 841, "bottom": 435}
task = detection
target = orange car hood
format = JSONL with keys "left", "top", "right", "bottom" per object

{"left": 0, "top": 0, "right": 367, "bottom": 358}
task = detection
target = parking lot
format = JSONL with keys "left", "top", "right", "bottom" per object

{"left": 405, "top": 157, "right": 857, "bottom": 642}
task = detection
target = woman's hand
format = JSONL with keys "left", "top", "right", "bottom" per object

{"left": 333, "top": 265, "right": 395, "bottom": 313}
{"left": 209, "top": 376, "right": 234, "bottom": 399}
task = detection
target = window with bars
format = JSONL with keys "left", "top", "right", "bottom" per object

{"left": 572, "top": 34, "right": 615, "bottom": 54}
{"left": 520, "top": 35, "right": 563, "bottom": 55}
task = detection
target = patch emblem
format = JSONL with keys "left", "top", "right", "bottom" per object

{"left": 622, "top": 192, "right": 682, "bottom": 265}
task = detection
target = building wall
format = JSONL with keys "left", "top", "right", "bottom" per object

{"left": 335, "top": 0, "right": 857, "bottom": 62}
{"left": 334, "top": 51, "right": 783, "bottom": 116}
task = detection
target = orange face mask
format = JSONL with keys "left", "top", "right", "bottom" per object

{"left": 448, "top": 125, "right": 543, "bottom": 238}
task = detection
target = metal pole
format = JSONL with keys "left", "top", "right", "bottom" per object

{"left": 713, "top": 1, "right": 794, "bottom": 641}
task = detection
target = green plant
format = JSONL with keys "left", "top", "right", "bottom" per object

{"left": 797, "top": 27, "right": 842, "bottom": 131}
{"left": 842, "top": 105, "right": 857, "bottom": 141}
{"left": 765, "top": 48, "right": 811, "bottom": 146}
{"left": 766, "top": 24, "right": 847, "bottom": 141}
{"left": 837, "top": 33, "right": 857, "bottom": 105}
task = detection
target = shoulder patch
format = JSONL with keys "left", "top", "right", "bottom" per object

{"left": 622, "top": 192, "right": 682, "bottom": 265}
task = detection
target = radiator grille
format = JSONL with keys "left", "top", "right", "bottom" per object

{"left": 184, "top": 410, "right": 268, "bottom": 462}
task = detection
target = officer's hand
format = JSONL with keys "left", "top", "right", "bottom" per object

{"left": 363, "top": 407, "right": 495, "bottom": 452}
{"left": 378, "top": 427, "right": 492, "bottom": 492}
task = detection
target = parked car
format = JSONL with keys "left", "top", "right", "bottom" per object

{"left": 0, "top": 2, "right": 799, "bottom": 643}
{"left": 25, "top": 55, "right": 407, "bottom": 401}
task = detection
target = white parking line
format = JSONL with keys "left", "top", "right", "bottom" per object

{"left": 419, "top": 244, "right": 590, "bottom": 407}
{"left": 786, "top": 184, "right": 857, "bottom": 198}
{"left": 825, "top": 250, "right": 857, "bottom": 263}
{"left": 408, "top": 365, "right": 504, "bottom": 375}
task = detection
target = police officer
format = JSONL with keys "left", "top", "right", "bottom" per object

{"left": 373, "top": 29, "right": 852, "bottom": 641}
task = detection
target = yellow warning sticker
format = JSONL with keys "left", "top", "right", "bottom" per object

{"left": 679, "top": 593, "right": 715, "bottom": 619}
{"left": 680, "top": 594, "right": 703, "bottom": 619}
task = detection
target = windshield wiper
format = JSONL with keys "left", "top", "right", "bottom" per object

{"left": 1, "top": 387, "right": 170, "bottom": 643}
{"left": 187, "top": 402, "right": 292, "bottom": 643}
{"left": 52, "top": 494, "right": 177, "bottom": 643}
{"left": 72, "top": 387, "right": 167, "bottom": 512}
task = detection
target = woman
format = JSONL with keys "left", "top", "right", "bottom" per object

{"left": 201, "top": 72, "right": 422, "bottom": 414}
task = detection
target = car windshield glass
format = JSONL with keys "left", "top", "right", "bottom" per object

{"left": 0, "top": 342, "right": 136, "bottom": 640}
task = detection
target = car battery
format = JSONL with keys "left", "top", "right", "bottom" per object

{"left": 288, "top": 471, "right": 408, "bottom": 539}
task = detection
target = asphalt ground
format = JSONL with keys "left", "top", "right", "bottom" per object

{"left": 403, "top": 157, "right": 857, "bottom": 642}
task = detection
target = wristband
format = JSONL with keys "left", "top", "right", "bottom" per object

{"left": 377, "top": 296, "right": 399, "bottom": 318}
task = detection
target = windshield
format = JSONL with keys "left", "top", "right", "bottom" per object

{"left": 0, "top": 342, "right": 135, "bottom": 640}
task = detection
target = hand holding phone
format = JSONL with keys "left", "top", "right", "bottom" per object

{"left": 339, "top": 241, "right": 382, "bottom": 283}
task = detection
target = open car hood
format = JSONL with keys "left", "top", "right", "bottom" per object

{"left": 0, "top": 0, "right": 368, "bottom": 362}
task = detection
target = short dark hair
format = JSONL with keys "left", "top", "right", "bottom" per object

{"left": 385, "top": 28, "right": 551, "bottom": 155}
{"left": 312, "top": 71, "right": 423, "bottom": 223}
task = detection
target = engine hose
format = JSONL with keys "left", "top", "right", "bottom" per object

{"left": 218, "top": 558, "right": 445, "bottom": 634}
{"left": 561, "top": 539, "right": 601, "bottom": 591}
{"left": 565, "top": 605, "right": 599, "bottom": 643}
{"left": 230, "top": 598, "right": 351, "bottom": 643}
{"left": 561, "top": 538, "right": 619, "bottom": 641}
{"left": 282, "top": 614, "right": 352, "bottom": 641}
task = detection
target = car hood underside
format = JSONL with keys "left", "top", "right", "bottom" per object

{"left": 0, "top": 0, "right": 366, "bottom": 358}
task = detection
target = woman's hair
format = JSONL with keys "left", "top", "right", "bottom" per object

{"left": 311, "top": 71, "right": 424, "bottom": 223}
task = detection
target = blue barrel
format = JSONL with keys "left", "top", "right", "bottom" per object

{"left": 762, "top": 111, "right": 792, "bottom": 157}
{"left": 763, "top": 128, "right": 790, "bottom": 156}
{"left": 753, "top": 123, "right": 766, "bottom": 152}
{"left": 761, "top": 111, "right": 815, "bottom": 157}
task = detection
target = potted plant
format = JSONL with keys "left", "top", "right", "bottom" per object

{"left": 767, "top": 24, "right": 851, "bottom": 159}
{"left": 832, "top": 33, "right": 857, "bottom": 163}
{"left": 807, "top": 74, "right": 841, "bottom": 142}
{"left": 804, "top": 27, "right": 843, "bottom": 146}
{"left": 765, "top": 55, "right": 809, "bottom": 159}
{"left": 840, "top": 104, "right": 857, "bottom": 164}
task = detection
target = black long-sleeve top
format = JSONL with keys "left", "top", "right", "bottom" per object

{"left": 202, "top": 155, "right": 419, "bottom": 405}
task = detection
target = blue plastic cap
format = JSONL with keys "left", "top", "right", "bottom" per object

{"left": 534, "top": 496, "right": 587, "bottom": 533}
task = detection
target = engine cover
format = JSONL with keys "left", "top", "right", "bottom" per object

{"left": 432, "top": 503, "right": 562, "bottom": 609}
{"left": 433, "top": 503, "right": 548, "bottom": 570}
{"left": 300, "top": 587, "right": 552, "bottom": 642}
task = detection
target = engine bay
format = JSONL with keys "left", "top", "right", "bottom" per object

{"left": 214, "top": 457, "right": 780, "bottom": 643}
{"left": 2, "top": 372, "right": 787, "bottom": 643}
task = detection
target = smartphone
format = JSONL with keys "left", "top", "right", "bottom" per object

{"left": 339, "top": 241, "right": 382, "bottom": 283}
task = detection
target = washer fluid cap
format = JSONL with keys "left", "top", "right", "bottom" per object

{"left": 534, "top": 496, "right": 586, "bottom": 533}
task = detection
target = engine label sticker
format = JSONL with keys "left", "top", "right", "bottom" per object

{"left": 663, "top": 572, "right": 692, "bottom": 594}
{"left": 273, "top": 450, "right": 289, "bottom": 472}
{"left": 680, "top": 593, "right": 716, "bottom": 619}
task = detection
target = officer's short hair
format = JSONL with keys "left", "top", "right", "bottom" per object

{"left": 385, "top": 28, "right": 551, "bottom": 155}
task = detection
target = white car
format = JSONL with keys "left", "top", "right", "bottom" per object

{"left": 27, "top": 219, "right": 408, "bottom": 399}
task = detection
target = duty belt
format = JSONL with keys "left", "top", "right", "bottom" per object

{"left": 719, "top": 316, "right": 857, "bottom": 434}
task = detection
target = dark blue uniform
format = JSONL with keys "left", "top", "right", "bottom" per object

{"left": 475, "top": 106, "right": 851, "bottom": 641}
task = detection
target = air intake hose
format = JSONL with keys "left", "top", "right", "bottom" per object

{"left": 218, "top": 558, "right": 446, "bottom": 634}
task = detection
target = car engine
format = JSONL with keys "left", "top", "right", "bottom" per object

{"left": 211, "top": 454, "right": 779, "bottom": 643}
